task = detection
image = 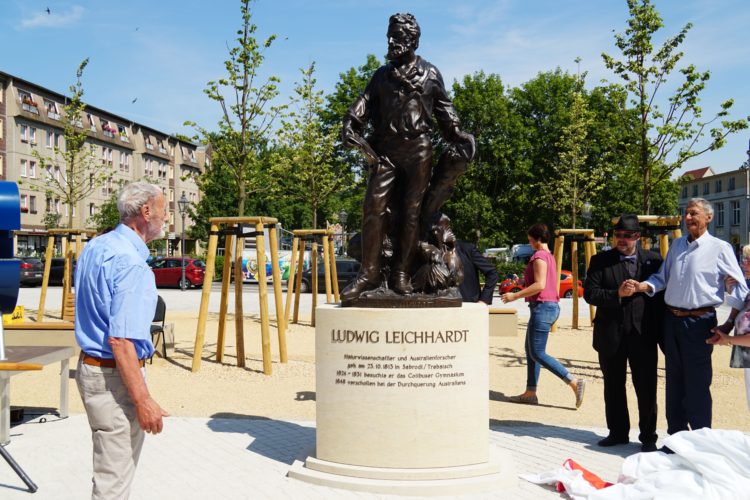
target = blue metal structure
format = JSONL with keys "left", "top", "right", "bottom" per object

{"left": 0, "top": 182, "right": 20, "bottom": 315}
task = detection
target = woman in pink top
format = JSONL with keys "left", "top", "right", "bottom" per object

{"left": 501, "top": 223, "right": 586, "bottom": 408}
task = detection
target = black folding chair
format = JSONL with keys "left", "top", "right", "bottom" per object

{"left": 150, "top": 296, "right": 167, "bottom": 363}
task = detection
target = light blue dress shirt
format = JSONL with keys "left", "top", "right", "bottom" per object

{"left": 74, "top": 224, "right": 157, "bottom": 359}
{"left": 645, "top": 231, "right": 748, "bottom": 311}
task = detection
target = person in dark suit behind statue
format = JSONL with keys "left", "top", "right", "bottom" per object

{"left": 583, "top": 214, "right": 664, "bottom": 452}
{"left": 456, "top": 241, "right": 498, "bottom": 304}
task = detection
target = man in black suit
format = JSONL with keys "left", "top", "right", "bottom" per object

{"left": 456, "top": 241, "right": 499, "bottom": 304}
{"left": 583, "top": 214, "right": 664, "bottom": 452}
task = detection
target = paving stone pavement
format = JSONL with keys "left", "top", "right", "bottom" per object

{"left": 0, "top": 413, "right": 647, "bottom": 499}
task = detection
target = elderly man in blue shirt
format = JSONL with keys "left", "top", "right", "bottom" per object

{"left": 75, "top": 181, "right": 169, "bottom": 499}
{"left": 633, "top": 198, "right": 748, "bottom": 438}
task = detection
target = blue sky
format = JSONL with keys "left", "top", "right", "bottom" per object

{"left": 2, "top": 0, "right": 749, "bottom": 175}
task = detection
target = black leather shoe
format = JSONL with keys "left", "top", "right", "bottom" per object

{"left": 597, "top": 435, "right": 629, "bottom": 447}
{"left": 659, "top": 445, "right": 675, "bottom": 454}
{"left": 340, "top": 275, "right": 379, "bottom": 301}
{"left": 389, "top": 271, "right": 413, "bottom": 295}
{"left": 641, "top": 442, "right": 658, "bottom": 452}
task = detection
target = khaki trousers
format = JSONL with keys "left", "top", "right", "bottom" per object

{"left": 76, "top": 358, "right": 145, "bottom": 500}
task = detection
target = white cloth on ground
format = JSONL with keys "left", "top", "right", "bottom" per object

{"left": 521, "top": 428, "right": 750, "bottom": 499}
{"left": 590, "top": 428, "right": 750, "bottom": 499}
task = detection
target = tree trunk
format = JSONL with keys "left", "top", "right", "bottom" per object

{"left": 238, "top": 181, "right": 246, "bottom": 217}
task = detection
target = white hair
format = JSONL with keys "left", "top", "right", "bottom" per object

{"left": 687, "top": 197, "right": 714, "bottom": 217}
{"left": 117, "top": 182, "right": 162, "bottom": 221}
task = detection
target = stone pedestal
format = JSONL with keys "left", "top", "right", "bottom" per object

{"left": 289, "top": 303, "right": 514, "bottom": 495}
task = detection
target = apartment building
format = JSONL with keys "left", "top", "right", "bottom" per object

{"left": 0, "top": 71, "right": 204, "bottom": 257}
{"left": 679, "top": 166, "right": 750, "bottom": 252}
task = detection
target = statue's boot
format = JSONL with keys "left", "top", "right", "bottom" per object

{"left": 389, "top": 271, "right": 413, "bottom": 295}
{"left": 340, "top": 273, "right": 380, "bottom": 301}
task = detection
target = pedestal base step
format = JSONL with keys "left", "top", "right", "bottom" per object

{"left": 288, "top": 447, "right": 516, "bottom": 496}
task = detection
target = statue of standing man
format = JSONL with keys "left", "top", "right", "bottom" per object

{"left": 341, "top": 13, "right": 475, "bottom": 302}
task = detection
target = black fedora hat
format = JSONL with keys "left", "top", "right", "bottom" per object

{"left": 614, "top": 214, "right": 641, "bottom": 232}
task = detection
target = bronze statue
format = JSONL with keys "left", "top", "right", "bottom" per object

{"left": 340, "top": 13, "right": 475, "bottom": 304}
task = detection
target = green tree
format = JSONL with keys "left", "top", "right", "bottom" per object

{"left": 185, "top": 0, "right": 283, "bottom": 217}
{"left": 602, "top": 0, "right": 749, "bottom": 214}
{"left": 87, "top": 190, "right": 121, "bottom": 233}
{"left": 321, "top": 54, "right": 381, "bottom": 131}
{"left": 274, "top": 63, "right": 347, "bottom": 229}
{"left": 445, "top": 71, "right": 522, "bottom": 247}
{"left": 30, "top": 58, "right": 114, "bottom": 227}
{"left": 543, "top": 64, "right": 611, "bottom": 228}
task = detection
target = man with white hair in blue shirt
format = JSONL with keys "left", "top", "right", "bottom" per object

{"left": 634, "top": 198, "right": 748, "bottom": 438}
{"left": 75, "top": 181, "right": 169, "bottom": 499}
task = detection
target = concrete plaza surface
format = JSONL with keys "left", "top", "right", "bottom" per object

{"left": 2, "top": 286, "right": 742, "bottom": 499}
{"left": 1, "top": 413, "right": 634, "bottom": 499}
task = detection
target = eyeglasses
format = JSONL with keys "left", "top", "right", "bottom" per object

{"left": 614, "top": 231, "right": 640, "bottom": 240}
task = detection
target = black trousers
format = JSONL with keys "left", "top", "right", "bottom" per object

{"left": 360, "top": 134, "right": 432, "bottom": 279}
{"left": 662, "top": 311, "right": 715, "bottom": 434}
{"left": 598, "top": 331, "right": 658, "bottom": 444}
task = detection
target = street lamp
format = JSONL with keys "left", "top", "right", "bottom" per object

{"left": 581, "top": 201, "right": 593, "bottom": 228}
{"left": 741, "top": 140, "right": 750, "bottom": 248}
{"left": 338, "top": 210, "right": 348, "bottom": 256}
{"left": 177, "top": 192, "right": 189, "bottom": 291}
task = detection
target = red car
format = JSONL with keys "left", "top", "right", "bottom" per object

{"left": 149, "top": 257, "right": 205, "bottom": 288}
{"left": 498, "top": 270, "right": 583, "bottom": 298}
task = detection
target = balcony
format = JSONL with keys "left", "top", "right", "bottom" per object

{"left": 119, "top": 134, "right": 130, "bottom": 143}
{"left": 103, "top": 130, "right": 115, "bottom": 139}
{"left": 48, "top": 111, "right": 61, "bottom": 120}
{"left": 22, "top": 102, "right": 39, "bottom": 114}
{"left": 146, "top": 143, "right": 154, "bottom": 150}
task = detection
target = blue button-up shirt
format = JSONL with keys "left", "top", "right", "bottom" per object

{"left": 645, "top": 231, "right": 748, "bottom": 311}
{"left": 74, "top": 224, "right": 157, "bottom": 359}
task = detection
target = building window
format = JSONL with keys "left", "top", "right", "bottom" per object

{"left": 729, "top": 177, "right": 736, "bottom": 190}
{"left": 89, "top": 203, "right": 96, "bottom": 216}
{"left": 20, "top": 159, "right": 27, "bottom": 177}
{"left": 716, "top": 203, "right": 725, "bottom": 227}
{"left": 44, "top": 100, "right": 60, "bottom": 120}
{"left": 46, "top": 131, "right": 62, "bottom": 149}
{"left": 29, "top": 195, "right": 37, "bottom": 214}
{"left": 20, "top": 194, "right": 28, "bottom": 211}
{"left": 158, "top": 140, "right": 167, "bottom": 154}
{"left": 20, "top": 124, "right": 28, "bottom": 142}
{"left": 101, "top": 120, "right": 116, "bottom": 138}
{"left": 691, "top": 185, "right": 698, "bottom": 197}
{"left": 0, "top": 118, "right": 3, "bottom": 140}
{"left": 101, "top": 147, "right": 112, "bottom": 165}
{"left": 715, "top": 180, "right": 722, "bottom": 193}
{"left": 119, "top": 152, "right": 130, "bottom": 172}
{"left": 29, "top": 126, "right": 36, "bottom": 144}
{"left": 101, "top": 178, "right": 113, "bottom": 196}
{"left": 87, "top": 113, "right": 97, "bottom": 132}
{"left": 117, "top": 125, "right": 129, "bottom": 143}
{"left": 681, "top": 186, "right": 687, "bottom": 198}
{"left": 19, "top": 91, "right": 39, "bottom": 114}
{"left": 703, "top": 182, "right": 709, "bottom": 195}
{"left": 145, "top": 135, "right": 154, "bottom": 150}
{"left": 28, "top": 160, "right": 36, "bottom": 178}
{"left": 732, "top": 200, "right": 741, "bottom": 226}
{"left": 0, "top": 155, "right": 4, "bottom": 177}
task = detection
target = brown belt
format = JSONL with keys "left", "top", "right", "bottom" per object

{"left": 667, "top": 306, "right": 715, "bottom": 318}
{"left": 81, "top": 353, "right": 145, "bottom": 368}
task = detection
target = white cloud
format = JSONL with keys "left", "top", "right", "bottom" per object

{"left": 20, "top": 5, "right": 84, "bottom": 29}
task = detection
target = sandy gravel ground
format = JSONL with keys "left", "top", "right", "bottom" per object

{"left": 8, "top": 310, "right": 750, "bottom": 435}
